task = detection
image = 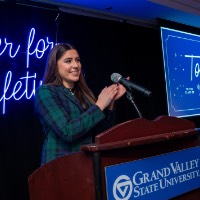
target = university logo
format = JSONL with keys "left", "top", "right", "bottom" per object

{"left": 113, "top": 175, "right": 133, "bottom": 200}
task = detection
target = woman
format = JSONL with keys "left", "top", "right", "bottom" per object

{"left": 35, "top": 43, "right": 126, "bottom": 165}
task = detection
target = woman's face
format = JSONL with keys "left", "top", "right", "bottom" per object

{"left": 57, "top": 49, "right": 81, "bottom": 88}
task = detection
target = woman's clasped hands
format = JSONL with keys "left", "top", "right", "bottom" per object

{"left": 95, "top": 83, "right": 127, "bottom": 111}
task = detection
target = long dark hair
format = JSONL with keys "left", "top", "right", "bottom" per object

{"left": 43, "top": 43, "right": 96, "bottom": 108}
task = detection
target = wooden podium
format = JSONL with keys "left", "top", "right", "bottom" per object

{"left": 28, "top": 116, "right": 200, "bottom": 200}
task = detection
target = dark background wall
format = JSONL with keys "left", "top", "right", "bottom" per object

{"left": 0, "top": 3, "right": 199, "bottom": 200}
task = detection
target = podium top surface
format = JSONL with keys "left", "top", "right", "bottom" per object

{"left": 81, "top": 116, "right": 199, "bottom": 152}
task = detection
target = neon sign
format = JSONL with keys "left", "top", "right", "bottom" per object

{"left": 0, "top": 38, "right": 20, "bottom": 58}
{"left": 0, "top": 28, "right": 54, "bottom": 114}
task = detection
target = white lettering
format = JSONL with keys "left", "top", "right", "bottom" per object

{"left": 0, "top": 71, "right": 42, "bottom": 114}
{"left": 0, "top": 27, "right": 54, "bottom": 114}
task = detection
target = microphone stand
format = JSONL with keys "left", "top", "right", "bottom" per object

{"left": 126, "top": 90, "right": 142, "bottom": 118}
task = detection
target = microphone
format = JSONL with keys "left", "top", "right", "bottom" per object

{"left": 111, "top": 73, "right": 152, "bottom": 97}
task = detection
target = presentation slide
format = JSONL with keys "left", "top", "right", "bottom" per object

{"left": 161, "top": 27, "right": 200, "bottom": 118}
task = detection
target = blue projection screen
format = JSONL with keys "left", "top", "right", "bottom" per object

{"left": 161, "top": 27, "right": 200, "bottom": 118}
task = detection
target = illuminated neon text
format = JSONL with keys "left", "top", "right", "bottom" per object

{"left": 0, "top": 27, "right": 54, "bottom": 114}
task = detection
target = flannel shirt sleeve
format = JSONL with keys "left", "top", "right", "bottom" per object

{"left": 35, "top": 85, "right": 105, "bottom": 143}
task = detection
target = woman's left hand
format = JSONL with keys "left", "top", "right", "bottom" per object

{"left": 113, "top": 84, "right": 127, "bottom": 101}
{"left": 107, "top": 77, "right": 130, "bottom": 110}
{"left": 113, "top": 76, "right": 130, "bottom": 101}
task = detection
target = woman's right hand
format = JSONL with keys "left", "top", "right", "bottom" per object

{"left": 95, "top": 84, "right": 118, "bottom": 111}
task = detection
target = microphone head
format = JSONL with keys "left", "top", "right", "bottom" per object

{"left": 111, "top": 73, "right": 122, "bottom": 83}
